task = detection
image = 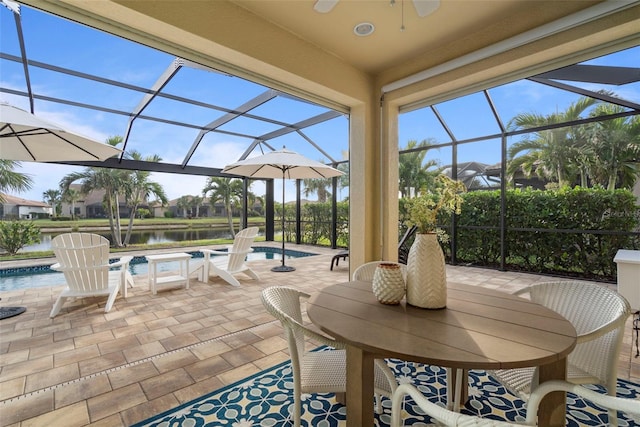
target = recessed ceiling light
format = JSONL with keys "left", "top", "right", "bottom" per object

{"left": 353, "top": 22, "right": 374, "bottom": 37}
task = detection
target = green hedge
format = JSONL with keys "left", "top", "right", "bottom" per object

{"left": 455, "top": 187, "right": 640, "bottom": 281}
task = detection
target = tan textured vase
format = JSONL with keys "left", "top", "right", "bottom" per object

{"left": 406, "top": 233, "right": 447, "bottom": 309}
{"left": 372, "top": 263, "right": 406, "bottom": 305}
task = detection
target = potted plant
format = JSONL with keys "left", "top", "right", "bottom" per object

{"left": 403, "top": 175, "right": 466, "bottom": 309}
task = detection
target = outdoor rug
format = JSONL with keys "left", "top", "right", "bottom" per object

{"left": 134, "top": 357, "right": 640, "bottom": 427}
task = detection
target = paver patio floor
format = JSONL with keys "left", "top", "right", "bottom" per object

{"left": 1, "top": 243, "right": 638, "bottom": 426}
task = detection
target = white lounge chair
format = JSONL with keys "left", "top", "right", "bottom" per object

{"left": 49, "top": 233, "right": 133, "bottom": 318}
{"left": 391, "top": 380, "right": 640, "bottom": 426}
{"left": 199, "top": 226, "right": 259, "bottom": 287}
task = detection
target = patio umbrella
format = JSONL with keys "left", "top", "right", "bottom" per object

{"left": 0, "top": 104, "right": 121, "bottom": 162}
{"left": 223, "top": 147, "right": 343, "bottom": 272}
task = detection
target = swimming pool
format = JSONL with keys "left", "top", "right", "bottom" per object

{"left": 0, "top": 247, "right": 316, "bottom": 292}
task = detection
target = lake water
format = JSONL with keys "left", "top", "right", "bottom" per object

{"left": 0, "top": 247, "right": 316, "bottom": 292}
{"left": 23, "top": 228, "right": 248, "bottom": 252}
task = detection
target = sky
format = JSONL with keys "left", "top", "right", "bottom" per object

{"left": 1, "top": 4, "right": 638, "bottom": 205}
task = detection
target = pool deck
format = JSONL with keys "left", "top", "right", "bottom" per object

{"left": 1, "top": 242, "right": 639, "bottom": 426}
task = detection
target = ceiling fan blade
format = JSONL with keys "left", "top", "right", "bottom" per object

{"left": 412, "top": 0, "right": 440, "bottom": 17}
{"left": 314, "top": 0, "right": 339, "bottom": 13}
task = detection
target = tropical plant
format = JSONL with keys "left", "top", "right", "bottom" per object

{"left": 403, "top": 175, "right": 466, "bottom": 234}
{"left": 0, "top": 160, "right": 33, "bottom": 203}
{"left": 189, "top": 195, "right": 203, "bottom": 218}
{"left": 203, "top": 177, "right": 245, "bottom": 237}
{"left": 176, "top": 195, "right": 192, "bottom": 218}
{"left": 0, "top": 220, "right": 40, "bottom": 255}
{"left": 61, "top": 187, "right": 82, "bottom": 219}
{"left": 302, "top": 176, "right": 332, "bottom": 202}
{"left": 507, "top": 95, "right": 600, "bottom": 187}
{"left": 122, "top": 151, "right": 168, "bottom": 245}
{"left": 42, "top": 189, "right": 62, "bottom": 217}
{"left": 399, "top": 139, "right": 440, "bottom": 198}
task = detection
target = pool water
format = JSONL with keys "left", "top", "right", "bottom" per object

{"left": 0, "top": 247, "right": 316, "bottom": 292}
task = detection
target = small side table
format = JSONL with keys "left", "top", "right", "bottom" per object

{"left": 146, "top": 252, "right": 191, "bottom": 295}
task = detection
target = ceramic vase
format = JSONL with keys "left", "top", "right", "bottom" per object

{"left": 372, "top": 263, "right": 406, "bottom": 305}
{"left": 406, "top": 232, "right": 447, "bottom": 309}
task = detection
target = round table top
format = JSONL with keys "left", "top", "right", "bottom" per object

{"left": 307, "top": 280, "right": 577, "bottom": 370}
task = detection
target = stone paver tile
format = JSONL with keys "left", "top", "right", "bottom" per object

{"left": 1, "top": 355, "right": 53, "bottom": 383}
{"left": 174, "top": 310, "right": 206, "bottom": 324}
{"left": 21, "top": 401, "right": 89, "bottom": 427}
{"left": 7, "top": 333, "right": 52, "bottom": 352}
{"left": 252, "top": 335, "right": 288, "bottom": 355}
{"left": 52, "top": 325, "right": 94, "bottom": 342}
{"left": 221, "top": 331, "right": 261, "bottom": 349}
{"left": 74, "top": 330, "right": 115, "bottom": 348}
{"left": 54, "top": 375, "right": 112, "bottom": 408}
{"left": 108, "top": 361, "right": 159, "bottom": 389}
{"left": 167, "top": 320, "right": 204, "bottom": 336}
{"left": 13, "top": 317, "right": 53, "bottom": 332}
{"left": 91, "top": 318, "right": 130, "bottom": 334}
{"left": 28, "top": 338, "right": 76, "bottom": 359}
{"left": 173, "top": 375, "right": 224, "bottom": 404}
{"left": 151, "top": 349, "right": 200, "bottom": 373}
{"left": 184, "top": 355, "right": 233, "bottom": 382}
{"left": 159, "top": 333, "right": 199, "bottom": 352}
{"left": 31, "top": 322, "right": 73, "bottom": 338}
{"left": 78, "top": 351, "right": 127, "bottom": 377}
{"left": 54, "top": 344, "right": 101, "bottom": 368}
{"left": 135, "top": 327, "right": 174, "bottom": 345}
{"left": 0, "top": 388, "right": 54, "bottom": 425}
{"left": 123, "top": 341, "right": 167, "bottom": 363}
{"left": 190, "top": 340, "right": 233, "bottom": 360}
{"left": 125, "top": 312, "right": 158, "bottom": 326}
{"left": 83, "top": 413, "right": 124, "bottom": 427}
{"left": 220, "top": 345, "right": 265, "bottom": 367}
{"left": 192, "top": 324, "right": 232, "bottom": 342}
{"left": 0, "top": 376, "right": 25, "bottom": 401}
{"left": 111, "top": 322, "right": 149, "bottom": 339}
{"left": 254, "top": 351, "right": 290, "bottom": 371}
{"left": 120, "top": 393, "right": 179, "bottom": 427}
{"left": 144, "top": 317, "right": 180, "bottom": 331}
{"left": 219, "top": 318, "right": 254, "bottom": 333}
{"left": 97, "top": 334, "right": 141, "bottom": 355}
{"left": 87, "top": 383, "right": 147, "bottom": 422}
{"left": 140, "top": 367, "right": 195, "bottom": 400}
{"left": 25, "top": 363, "right": 80, "bottom": 393}
{"left": 0, "top": 348, "right": 29, "bottom": 366}
{"left": 218, "top": 362, "right": 261, "bottom": 386}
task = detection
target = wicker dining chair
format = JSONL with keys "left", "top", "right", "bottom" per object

{"left": 261, "top": 286, "right": 398, "bottom": 427}
{"left": 489, "top": 281, "right": 631, "bottom": 426}
{"left": 391, "top": 379, "right": 640, "bottom": 426}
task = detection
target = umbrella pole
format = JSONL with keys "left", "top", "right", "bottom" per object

{"left": 272, "top": 172, "right": 295, "bottom": 272}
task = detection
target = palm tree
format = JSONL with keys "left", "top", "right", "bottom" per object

{"left": 399, "top": 139, "right": 439, "bottom": 198}
{"left": 122, "top": 151, "right": 168, "bottom": 245}
{"left": 203, "top": 177, "right": 244, "bottom": 237}
{"left": 42, "top": 189, "right": 61, "bottom": 217}
{"left": 61, "top": 187, "right": 82, "bottom": 219}
{"left": 189, "top": 195, "right": 203, "bottom": 218}
{"left": 176, "top": 195, "right": 192, "bottom": 218}
{"left": 586, "top": 104, "right": 640, "bottom": 190}
{"left": 0, "top": 160, "right": 33, "bottom": 203}
{"left": 507, "top": 95, "right": 600, "bottom": 187}
{"left": 302, "top": 177, "right": 332, "bottom": 202}
{"left": 60, "top": 136, "right": 128, "bottom": 246}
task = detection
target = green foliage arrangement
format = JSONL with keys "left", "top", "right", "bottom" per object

{"left": 0, "top": 221, "right": 41, "bottom": 256}
{"left": 403, "top": 175, "right": 466, "bottom": 234}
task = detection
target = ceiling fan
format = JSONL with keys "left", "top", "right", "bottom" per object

{"left": 313, "top": 0, "right": 440, "bottom": 18}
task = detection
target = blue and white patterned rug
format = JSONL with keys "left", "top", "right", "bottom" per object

{"left": 133, "top": 357, "right": 640, "bottom": 426}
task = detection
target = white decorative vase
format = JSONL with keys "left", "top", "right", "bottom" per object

{"left": 372, "top": 263, "right": 406, "bottom": 305}
{"left": 406, "top": 232, "right": 447, "bottom": 309}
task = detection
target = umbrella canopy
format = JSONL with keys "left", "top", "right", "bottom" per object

{"left": 222, "top": 147, "right": 343, "bottom": 180}
{"left": 223, "top": 147, "right": 343, "bottom": 272}
{"left": 0, "top": 104, "right": 121, "bottom": 162}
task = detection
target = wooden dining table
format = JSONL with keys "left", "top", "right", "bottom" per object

{"left": 306, "top": 280, "right": 577, "bottom": 427}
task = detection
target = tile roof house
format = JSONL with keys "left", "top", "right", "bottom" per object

{"left": 0, "top": 193, "right": 52, "bottom": 219}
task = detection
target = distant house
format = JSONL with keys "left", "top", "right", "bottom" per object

{"left": 0, "top": 194, "right": 52, "bottom": 219}
{"left": 59, "top": 184, "right": 156, "bottom": 219}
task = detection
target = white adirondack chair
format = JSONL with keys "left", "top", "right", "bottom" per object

{"left": 199, "top": 226, "right": 260, "bottom": 287}
{"left": 49, "top": 233, "right": 133, "bottom": 318}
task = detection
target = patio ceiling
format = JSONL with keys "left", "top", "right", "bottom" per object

{"left": 1, "top": 0, "right": 639, "bottom": 178}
